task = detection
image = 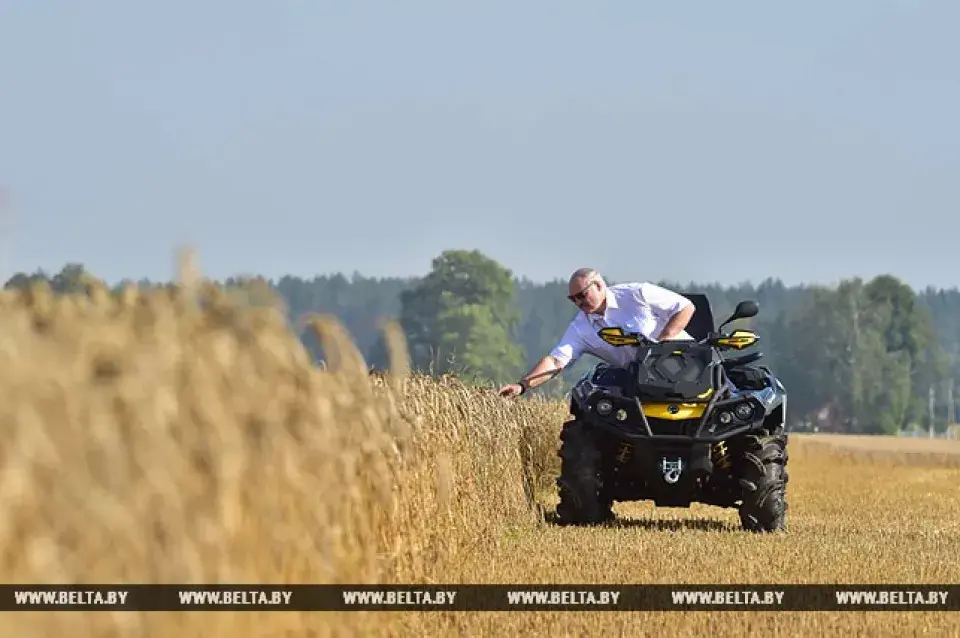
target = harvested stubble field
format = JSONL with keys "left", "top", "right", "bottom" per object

{"left": 1, "top": 277, "right": 958, "bottom": 637}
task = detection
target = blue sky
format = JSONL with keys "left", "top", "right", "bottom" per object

{"left": 1, "top": 1, "right": 957, "bottom": 288}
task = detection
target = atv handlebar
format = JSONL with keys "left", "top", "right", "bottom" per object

{"left": 619, "top": 333, "right": 753, "bottom": 348}
{"left": 596, "top": 300, "right": 761, "bottom": 351}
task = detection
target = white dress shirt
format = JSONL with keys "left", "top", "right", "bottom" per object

{"left": 549, "top": 282, "right": 694, "bottom": 368}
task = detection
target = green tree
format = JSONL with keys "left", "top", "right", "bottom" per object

{"left": 49, "top": 263, "right": 94, "bottom": 293}
{"left": 436, "top": 302, "right": 525, "bottom": 383}
{"left": 864, "top": 274, "right": 931, "bottom": 358}
{"left": 398, "top": 249, "right": 525, "bottom": 383}
{"left": 4, "top": 263, "right": 106, "bottom": 295}
{"left": 4, "top": 270, "right": 48, "bottom": 291}
{"left": 863, "top": 274, "right": 943, "bottom": 429}
{"left": 777, "top": 285, "right": 847, "bottom": 423}
{"left": 778, "top": 276, "right": 934, "bottom": 434}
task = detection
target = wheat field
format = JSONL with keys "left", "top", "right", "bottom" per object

{"left": 0, "top": 270, "right": 957, "bottom": 637}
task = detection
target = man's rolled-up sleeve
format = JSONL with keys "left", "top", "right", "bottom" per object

{"left": 549, "top": 322, "right": 586, "bottom": 369}
{"left": 637, "top": 282, "right": 692, "bottom": 317}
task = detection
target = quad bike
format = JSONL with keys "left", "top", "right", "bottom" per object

{"left": 555, "top": 295, "right": 789, "bottom": 532}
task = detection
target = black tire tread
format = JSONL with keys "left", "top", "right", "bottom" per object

{"left": 555, "top": 420, "right": 613, "bottom": 525}
{"left": 737, "top": 433, "right": 789, "bottom": 532}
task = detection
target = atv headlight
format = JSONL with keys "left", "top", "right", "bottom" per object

{"left": 596, "top": 399, "right": 613, "bottom": 416}
{"left": 755, "top": 387, "right": 778, "bottom": 407}
{"left": 718, "top": 411, "right": 733, "bottom": 425}
{"left": 734, "top": 403, "right": 754, "bottom": 420}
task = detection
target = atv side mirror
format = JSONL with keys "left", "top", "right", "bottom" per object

{"left": 734, "top": 300, "right": 759, "bottom": 319}
{"left": 718, "top": 300, "right": 759, "bottom": 332}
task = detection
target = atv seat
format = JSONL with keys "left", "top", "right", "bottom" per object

{"left": 679, "top": 292, "right": 715, "bottom": 341}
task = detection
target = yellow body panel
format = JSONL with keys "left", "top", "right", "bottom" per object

{"left": 597, "top": 326, "right": 641, "bottom": 346}
{"left": 715, "top": 329, "right": 758, "bottom": 350}
{"left": 641, "top": 402, "right": 707, "bottom": 420}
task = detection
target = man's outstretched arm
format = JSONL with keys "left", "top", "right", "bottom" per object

{"left": 500, "top": 322, "right": 582, "bottom": 398}
{"left": 499, "top": 355, "right": 565, "bottom": 397}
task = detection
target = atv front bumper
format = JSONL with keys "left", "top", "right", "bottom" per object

{"left": 580, "top": 394, "right": 768, "bottom": 443}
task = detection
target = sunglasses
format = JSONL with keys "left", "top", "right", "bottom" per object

{"left": 568, "top": 280, "right": 598, "bottom": 303}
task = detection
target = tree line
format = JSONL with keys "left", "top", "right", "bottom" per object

{"left": 6, "top": 250, "right": 960, "bottom": 436}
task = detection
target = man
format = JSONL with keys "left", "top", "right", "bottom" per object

{"left": 498, "top": 268, "right": 696, "bottom": 397}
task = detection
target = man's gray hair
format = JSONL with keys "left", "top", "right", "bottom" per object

{"left": 569, "top": 267, "right": 602, "bottom": 285}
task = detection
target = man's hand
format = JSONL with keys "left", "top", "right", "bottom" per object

{"left": 498, "top": 355, "right": 564, "bottom": 399}
{"left": 498, "top": 383, "right": 524, "bottom": 398}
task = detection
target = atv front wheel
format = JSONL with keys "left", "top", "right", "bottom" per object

{"left": 737, "top": 433, "right": 788, "bottom": 532}
{"left": 555, "top": 419, "right": 613, "bottom": 525}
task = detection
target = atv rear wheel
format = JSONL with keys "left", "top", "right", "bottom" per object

{"left": 737, "top": 433, "right": 788, "bottom": 532}
{"left": 555, "top": 419, "right": 613, "bottom": 525}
